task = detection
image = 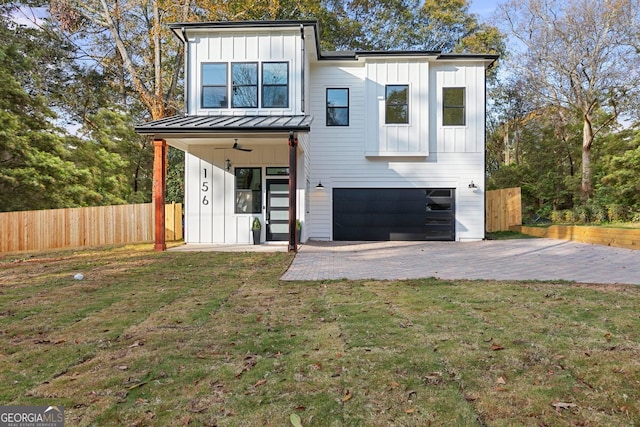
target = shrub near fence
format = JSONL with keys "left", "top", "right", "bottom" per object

{"left": 0, "top": 203, "right": 182, "bottom": 253}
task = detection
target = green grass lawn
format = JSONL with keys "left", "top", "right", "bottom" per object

{"left": 1, "top": 245, "right": 639, "bottom": 426}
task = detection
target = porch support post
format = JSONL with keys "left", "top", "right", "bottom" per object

{"left": 288, "top": 132, "right": 298, "bottom": 252}
{"left": 153, "top": 138, "right": 167, "bottom": 251}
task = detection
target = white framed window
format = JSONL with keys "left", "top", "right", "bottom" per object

{"left": 385, "top": 84, "right": 409, "bottom": 124}
{"left": 201, "top": 63, "right": 227, "bottom": 108}
{"left": 326, "top": 88, "right": 349, "bottom": 126}
{"left": 262, "top": 62, "right": 289, "bottom": 108}
{"left": 201, "top": 61, "right": 289, "bottom": 109}
{"left": 443, "top": 87, "right": 466, "bottom": 126}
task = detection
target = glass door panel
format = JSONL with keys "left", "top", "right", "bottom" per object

{"left": 266, "top": 179, "right": 289, "bottom": 241}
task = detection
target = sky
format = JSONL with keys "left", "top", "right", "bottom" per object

{"left": 468, "top": 0, "right": 502, "bottom": 21}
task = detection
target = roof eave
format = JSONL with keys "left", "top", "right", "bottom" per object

{"left": 135, "top": 126, "right": 311, "bottom": 136}
{"left": 169, "top": 20, "right": 319, "bottom": 43}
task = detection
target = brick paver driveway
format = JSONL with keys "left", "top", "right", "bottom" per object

{"left": 281, "top": 239, "right": 640, "bottom": 285}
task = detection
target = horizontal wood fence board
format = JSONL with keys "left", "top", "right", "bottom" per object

{"left": 516, "top": 225, "right": 640, "bottom": 250}
{"left": 0, "top": 203, "right": 182, "bottom": 253}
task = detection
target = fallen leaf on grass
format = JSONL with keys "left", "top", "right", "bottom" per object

{"left": 253, "top": 379, "right": 267, "bottom": 387}
{"left": 127, "top": 382, "right": 146, "bottom": 391}
{"left": 404, "top": 408, "right": 415, "bottom": 414}
{"left": 552, "top": 401, "right": 577, "bottom": 411}
{"left": 290, "top": 413, "right": 303, "bottom": 427}
{"left": 342, "top": 390, "right": 352, "bottom": 402}
{"left": 187, "top": 400, "right": 208, "bottom": 413}
{"left": 496, "top": 376, "right": 506, "bottom": 385}
{"left": 491, "top": 343, "right": 504, "bottom": 351}
{"left": 424, "top": 372, "right": 443, "bottom": 385}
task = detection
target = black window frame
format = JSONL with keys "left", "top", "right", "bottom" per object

{"left": 261, "top": 62, "right": 289, "bottom": 108}
{"left": 231, "top": 62, "right": 258, "bottom": 108}
{"left": 443, "top": 87, "right": 466, "bottom": 126}
{"left": 385, "top": 84, "right": 409, "bottom": 124}
{"left": 201, "top": 62, "right": 228, "bottom": 108}
{"left": 326, "top": 88, "right": 349, "bottom": 126}
{"left": 234, "top": 167, "right": 262, "bottom": 214}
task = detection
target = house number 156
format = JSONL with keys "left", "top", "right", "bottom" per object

{"left": 202, "top": 168, "right": 209, "bottom": 205}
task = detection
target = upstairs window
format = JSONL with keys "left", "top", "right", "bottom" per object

{"left": 232, "top": 63, "right": 258, "bottom": 108}
{"left": 385, "top": 85, "right": 409, "bottom": 124}
{"left": 443, "top": 87, "right": 466, "bottom": 126}
{"left": 262, "top": 62, "right": 289, "bottom": 108}
{"left": 326, "top": 88, "right": 349, "bottom": 126}
{"left": 202, "top": 63, "right": 228, "bottom": 108}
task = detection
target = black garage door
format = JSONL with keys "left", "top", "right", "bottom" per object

{"left": 333, "top": 188, "right": 455, "bottom": 241}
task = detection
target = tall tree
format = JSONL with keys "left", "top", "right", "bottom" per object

{"left": 319, "top": 0, "right": 504, "bottom": 54}
{"left": 0, "top": 12, "right": 96, "bottom": 211}
{"left": 49, "top": 0, "right": 190, "bottom": 120}
{"left": 499, "top": 0, "right": 640, "bottom": 199}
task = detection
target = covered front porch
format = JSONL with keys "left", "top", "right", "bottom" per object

{"left": 135, "top": 115, "right": 312, "bottom": 252}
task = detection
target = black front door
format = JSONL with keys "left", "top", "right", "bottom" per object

{"left": 266, "top": 179, "right": 289, "bottom": 241}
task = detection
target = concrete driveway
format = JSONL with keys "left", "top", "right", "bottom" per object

{"left": 281, "top": 239, "right": 640, "bottom": 285}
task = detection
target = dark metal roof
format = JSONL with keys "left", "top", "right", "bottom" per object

{"left": 319, "top": 50, "right": 499, "bottom": 64}
{"left": 169, "top": 20, "right": 318, "bottom": 31}
{"left": 135, "top": 115, "right": 312, "bottom": 135}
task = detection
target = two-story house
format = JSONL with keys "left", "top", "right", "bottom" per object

{"left": 135, "top": 20, "right": 497, "bottom": 251}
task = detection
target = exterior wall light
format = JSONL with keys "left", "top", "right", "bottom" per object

{"left": 316, "top": 181, "right": 325, "bottom": 189}
{"left": 468, "top": 180, "right": 478, "bottom": 189}
{"left": 225, "top": 159, "right": 232, "bottom": 171}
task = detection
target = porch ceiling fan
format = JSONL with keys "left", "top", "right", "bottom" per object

{"left": 216, "top": 139, "right": 252, "bottom": 152}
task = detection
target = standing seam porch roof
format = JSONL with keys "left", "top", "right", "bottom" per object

{"left": 135, "top": 115, "right": 312, "bottom": 136}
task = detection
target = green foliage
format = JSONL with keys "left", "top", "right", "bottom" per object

{"left": 318, "top": 0, "right": 505, "bottom": 56}
{"left": 252, "top": 217, "right": 262, "bottom": 230}
{"left": 80, "top": 108, "right": 153, "bottom": 204}
{"left": 0, "top": 15, "right": 97, "bottom": 211}
{"left": 166, "top": 147, "right": 184, "bottom": 204}
{"left": 487, "top": 109, "right": 584, "bottom": 221}
{"left": 595, "top": 130, "right": 640, "bottom": 212}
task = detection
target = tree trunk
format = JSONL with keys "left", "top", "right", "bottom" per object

{"left": 503, "top": 122, "right": 510, "bottom": 164}
{"left": 581, "top": 116, "right": 594, "bottom": 199}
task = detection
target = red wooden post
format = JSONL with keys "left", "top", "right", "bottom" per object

{"left": 153, "top": 139, "right": 167, "bottom": 251}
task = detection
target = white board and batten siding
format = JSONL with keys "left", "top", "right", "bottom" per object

{"left": 365, "top": 60, "right": 429, "bottom": 157}
{"left": 308, "top": 58, "right": 487, "bottom": 241}
{"left": 184, "top": 145, "right": 298, "bottom": 244}
{"left": 185, "top": 29, "right": 304, "bottom": 116}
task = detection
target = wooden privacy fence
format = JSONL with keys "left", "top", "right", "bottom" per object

{"left": 486, "top": 187, "right": 522, "bottom": 232}
{"left": 0, "top": 203, "right": 182, "bottom": 253}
